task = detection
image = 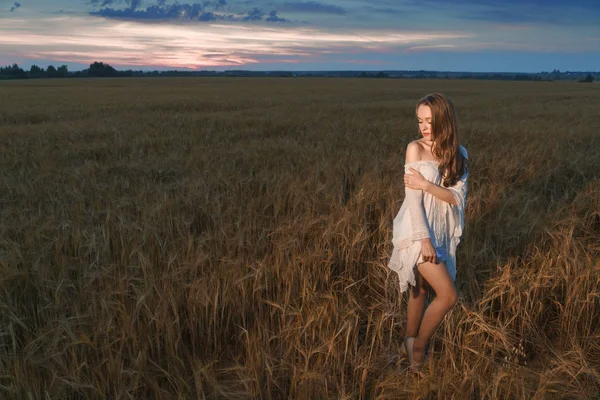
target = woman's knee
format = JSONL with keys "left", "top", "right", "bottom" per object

{"left": 432, "top": 287, "right": 457, "bottom": 308}
{"left": 444, "top": 290, "right": 458, "bottom": 308}
{"left": 417, "top": 261, "right": 458, "bottom": 307}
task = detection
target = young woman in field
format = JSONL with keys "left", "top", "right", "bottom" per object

{"left": 387, "top": 93, "right": 469, "bottom": 376}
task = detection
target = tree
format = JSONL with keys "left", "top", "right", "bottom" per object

{"left": 0, "top": 63, "right": 27, "bottom": 78}
{"left": 46, "top": 65, "right": 58, "bottom": 77}
{"left": 29, "top": 65, "right": 43, "bottom": 78}
{"left": 57, "top": 65, "right": 69, "bottom": 77}
{"left": 88, "top": 61, "right": 117, "bottom": 77}
{"left": 579, "top": 74, "right": 594, "bottom": 83}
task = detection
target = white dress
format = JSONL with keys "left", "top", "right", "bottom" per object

{"left": 387, "top": 145, "right": 469, "bottom": 293}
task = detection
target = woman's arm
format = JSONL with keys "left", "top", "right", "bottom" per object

{"left": 405, "top": 166, "right": 467, "bottom": 206}
{"left": 403, "top": 143, "right": 430, "bottom": 241}
{"left": 403, "top": 142, "right": 438, "bottom": 263}
{"left": 423, "top": 181, "right": 457, "bottom": 206}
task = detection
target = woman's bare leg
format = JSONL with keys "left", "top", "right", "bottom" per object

{"left": 412, "top": 261, "right": 458, "bottom": 363}
{"left": 406, "top": 271, "right": 427, "bottom": 337}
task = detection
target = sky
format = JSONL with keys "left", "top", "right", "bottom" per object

{"left": 1, "top": 0, "right": 599, "bottom": 72}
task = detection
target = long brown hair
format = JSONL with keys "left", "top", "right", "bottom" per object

{"left": 416, "top": 93, "right": 467, "bottom": 187}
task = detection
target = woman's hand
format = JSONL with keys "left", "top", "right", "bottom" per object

{"left": 420, "top": 238, "right": 437, "bottom": 264}
{"left": 404, "top": 167, "right": 430, "bottom": 191}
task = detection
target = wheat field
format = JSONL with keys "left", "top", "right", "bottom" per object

{"left": 0, "top": 77, "right": 599, "bottom": 399}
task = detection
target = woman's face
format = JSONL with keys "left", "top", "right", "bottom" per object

{"left": 416, "top": 104, "right": 433, "bottom": 143}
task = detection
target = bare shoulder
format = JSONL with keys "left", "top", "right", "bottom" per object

{"left": 405, "top": 140, "right": 422, "bottom": 163}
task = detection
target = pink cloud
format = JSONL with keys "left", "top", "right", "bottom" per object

{"left": 0, "top": 14, "right": 473, "bottom": 69}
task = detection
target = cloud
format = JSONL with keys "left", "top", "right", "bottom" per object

{"left": 265, "top": 10, "right": 288, "bottom": 22}
{"left": 280, "top": 1, "right": 347, "bottom": 15}
{"left": 242, "top": 7, "right": 264, "bottom": 21}
{"left": 10, "top": 2, "right": 21, "bottom": 12}
{"left": 89, "top": 1, "right": 290, "bottom": 23}
{"left": 0, "top": 15, "right": 472, "bottom": 69}
{"left": 91, "top": 4, "right": 208, "bottom": 20}
{"left": 240, "top": 7, "right": 289, "bottom": 22}
{"left": 212, "top": 0, "right": 227, "bottom": 10}
{"left": 197, "top": 11, "right": 218, "bottom": 21}
{"left": 88, "top": 0, "right": 120, "bottom": 7}
{"left": 89, "top": 0, "right": 143, "bottom": 10}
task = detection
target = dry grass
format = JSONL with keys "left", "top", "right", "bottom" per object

{"left": 0, "top": 77, "right": 599, "bottom": 399}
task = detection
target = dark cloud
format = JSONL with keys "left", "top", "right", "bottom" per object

{"left": 197, "top": 11, "right": 218, "bottom": 21}
{"left": 213, "top": 0, "right": 226, "bottom": 9}
{"left": 91, "top": 4, "right": 210, "bottom": 20}
{"left": 88, "top": 0, "right": 143, "bottom": 10}
{"left": 89, "top": 1, "right": 290, "bottom": 23}
{"left": 242, "top": 7, "right": 264, "bottom": 21}
{"left": 240, "top": 8, "right": 288, "bottom": 22}
{"left": 265, "top": 10, "right": 288, "bottom": 22}
{"left": 243, "top": 8, "right": 290, "bottom": 22}
{"left": 10, "top": 2, "right": 21, "bottom": 12}
{"left": 89, "top": 0, "right": 123, "bottom": 7}
{"left": 280, "top": 1, "right": 347, "bottom": 15}
{"left": 89, "top": 0, "right": 227, "bottom": 11}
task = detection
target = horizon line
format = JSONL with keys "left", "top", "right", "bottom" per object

{"left": 3, "top": 63, "right": 599, "bottom": 75}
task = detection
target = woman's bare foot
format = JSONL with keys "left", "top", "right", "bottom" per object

{"left": 404, "top": 337, "right": 425, "bottom": 377}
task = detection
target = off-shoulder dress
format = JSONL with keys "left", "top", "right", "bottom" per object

{"left": 387, "top": 145, "right": 469, "bottom": 293}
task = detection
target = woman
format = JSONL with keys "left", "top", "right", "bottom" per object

{"left": 387, "top": 93, "right": 469, "bottom": 376}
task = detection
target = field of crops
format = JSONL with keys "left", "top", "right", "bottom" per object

{"left": 1, "top": 77, "right": 599, "bottom": 399}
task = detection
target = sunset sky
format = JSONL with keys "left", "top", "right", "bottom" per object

{"left": 1, "top": 0, "right": 599, "bottom": 72}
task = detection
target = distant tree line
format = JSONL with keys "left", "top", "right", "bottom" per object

{"left": 0, "top": 62, "right": 133, "bottom": 80}
{"left": 0, "top": 61, "right": 597, "bottom": 82}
